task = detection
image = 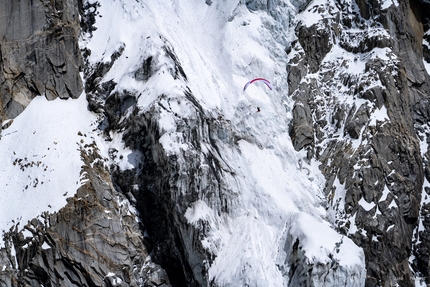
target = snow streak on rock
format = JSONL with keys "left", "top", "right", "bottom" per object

{"left": 289, "top": 0, "right": 430, "bottom": 286}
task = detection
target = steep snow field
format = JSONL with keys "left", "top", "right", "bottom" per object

{"left": 1, "top": 0, "right": 366, "bottom": 285}
{"left": 0, "top": 96, "right": 98, "bottom": 238}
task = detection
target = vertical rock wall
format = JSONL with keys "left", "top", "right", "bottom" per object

{"left": 2, "top": 0, "right": 430, "bottom": 286}
{"left": 288, "top": 0, "right": 430, "bottom": 286}
{"left": 0, "top": 0, "right": 83, "bottom": 120}
{"left": 0, "top": 147, "right": 171, "bottom": 287}
{"left": 84, "top": 40, "right": 237, "bottom": 285}
{"left": 0, "top": 1, "right": 172, "bottom": 286}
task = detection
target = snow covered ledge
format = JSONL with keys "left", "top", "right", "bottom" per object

{"left": 278, "top": 212, "right": 366, "bottom": 286}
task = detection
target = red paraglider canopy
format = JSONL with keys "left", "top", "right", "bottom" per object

{"left": 243, "top": 78, "right": 273, "bottom": 91}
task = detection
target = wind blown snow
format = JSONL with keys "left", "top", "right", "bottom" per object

{"left": 424, "top": 37, "right": 430, "bottom": 75}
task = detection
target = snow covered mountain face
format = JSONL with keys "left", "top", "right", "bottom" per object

{"left": 0, "top": 0, "right": 430, "bottom": 286}
{"left": 289, "top": 0, "right": 430, "bottom": 286}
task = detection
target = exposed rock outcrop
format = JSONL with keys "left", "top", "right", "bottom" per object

{"left": 0, "top": 1, "right": 172, "bottom": 286}
{"left": 0, "top": 0, "right": 83, "bottom": 120}
{"left": 0, "top": 145, "right": 170, "bottom": 287}
{"left": 83, "top": 36, "right": 238, "bottom": 285}
{"left": 288, "top": 0, "right": 430, "bottom": 286}
{"left": 2, "top": 0, "right": 430, "bottom": 286}
{"left": 112, "top": 95, "right": 232, "bottom": 286}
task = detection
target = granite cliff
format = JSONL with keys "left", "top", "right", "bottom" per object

{"left": 0, "top": 0, "right": 430, "bottom": 286}
{"left": 289, "top": 0, "right": 430, "bottom": 286}
{"left": 0, "top": 0, "right": 83, "bottom": 120}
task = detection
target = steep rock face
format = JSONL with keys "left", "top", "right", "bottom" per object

{"left": 116, "top": 94, "right": 234, "bottom": 287}
{"left": 84, "top": 38, "right": 234, "bottom": 285}
{"left": 0, "top": 1, "right": 172, "bottom": 286}
{"left": 0, "top": 146, "right": 170, "bottom": 287}
{"left": 5, "top": 0, "right": 430, "bottom": 286}
{"left": 82, "top": 0, "right": 366, "bottom": 286}
{"left": 289, "top": 0, "right": 430, "bottom": 286}
{"left": 0, "top": 0, "right": 83, "bottom": 120}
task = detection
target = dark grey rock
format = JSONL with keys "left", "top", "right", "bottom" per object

{"left": 289, "top": 101, "right": 314, "bottom": 150}
{"left": 0, "top": 0, "right": 84, "bottom": 119}
{"left": 296, "top": 22, "right": 333, "bottom": 74}
{"left": 344, "top": 103, "right": 369, "bottom": 139}
{"left": 111, "top": 90, "right": 237, "bottom": 286}
{"left": 288, "top": 0, "right": 430, "bottom": 286}
{"left": 134, "top": 56, "right": 154, "bottom": 82}
{"left": 0, "top": 147, "right": 171, "bottom": 287}
{"left": 289, "top": 0, "right": 313, "bottom": 12}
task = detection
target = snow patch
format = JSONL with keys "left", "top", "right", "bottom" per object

{"left": 185, "top": 200, "right": 215, "bottom": 225}
{"left": 424, "top": 38, "right": 430, "bottom": 75}
{"left": 0, "top": 95, "right": 98, "bottom": 242}
{"left": 297, "top": 0, "right": 339, "bottom": 28}
{"left": 381, "top": 0, "right": 399, "bottom": 10}
{"left": 41, "top": 242, "right": 51, "bottom": 250}
{"left": 359, "top": 197, "right": 376, "bottom": 212}
{"left": 288, "top": 212, "right": 365, "bottom": 267}
{"left": 369, "top": 105, "right": 389, "bottom": 126}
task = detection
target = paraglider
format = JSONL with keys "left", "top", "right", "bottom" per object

{"left": 243, "top": 77, "right": 273, "bottom": 91}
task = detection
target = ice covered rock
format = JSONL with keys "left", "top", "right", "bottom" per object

{"left": 4, "top": 0, "right": 430, "bottom": 286}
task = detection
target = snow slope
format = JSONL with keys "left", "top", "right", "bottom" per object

{"left": 0, "top": 95, "right": 98, "bottom": 237}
